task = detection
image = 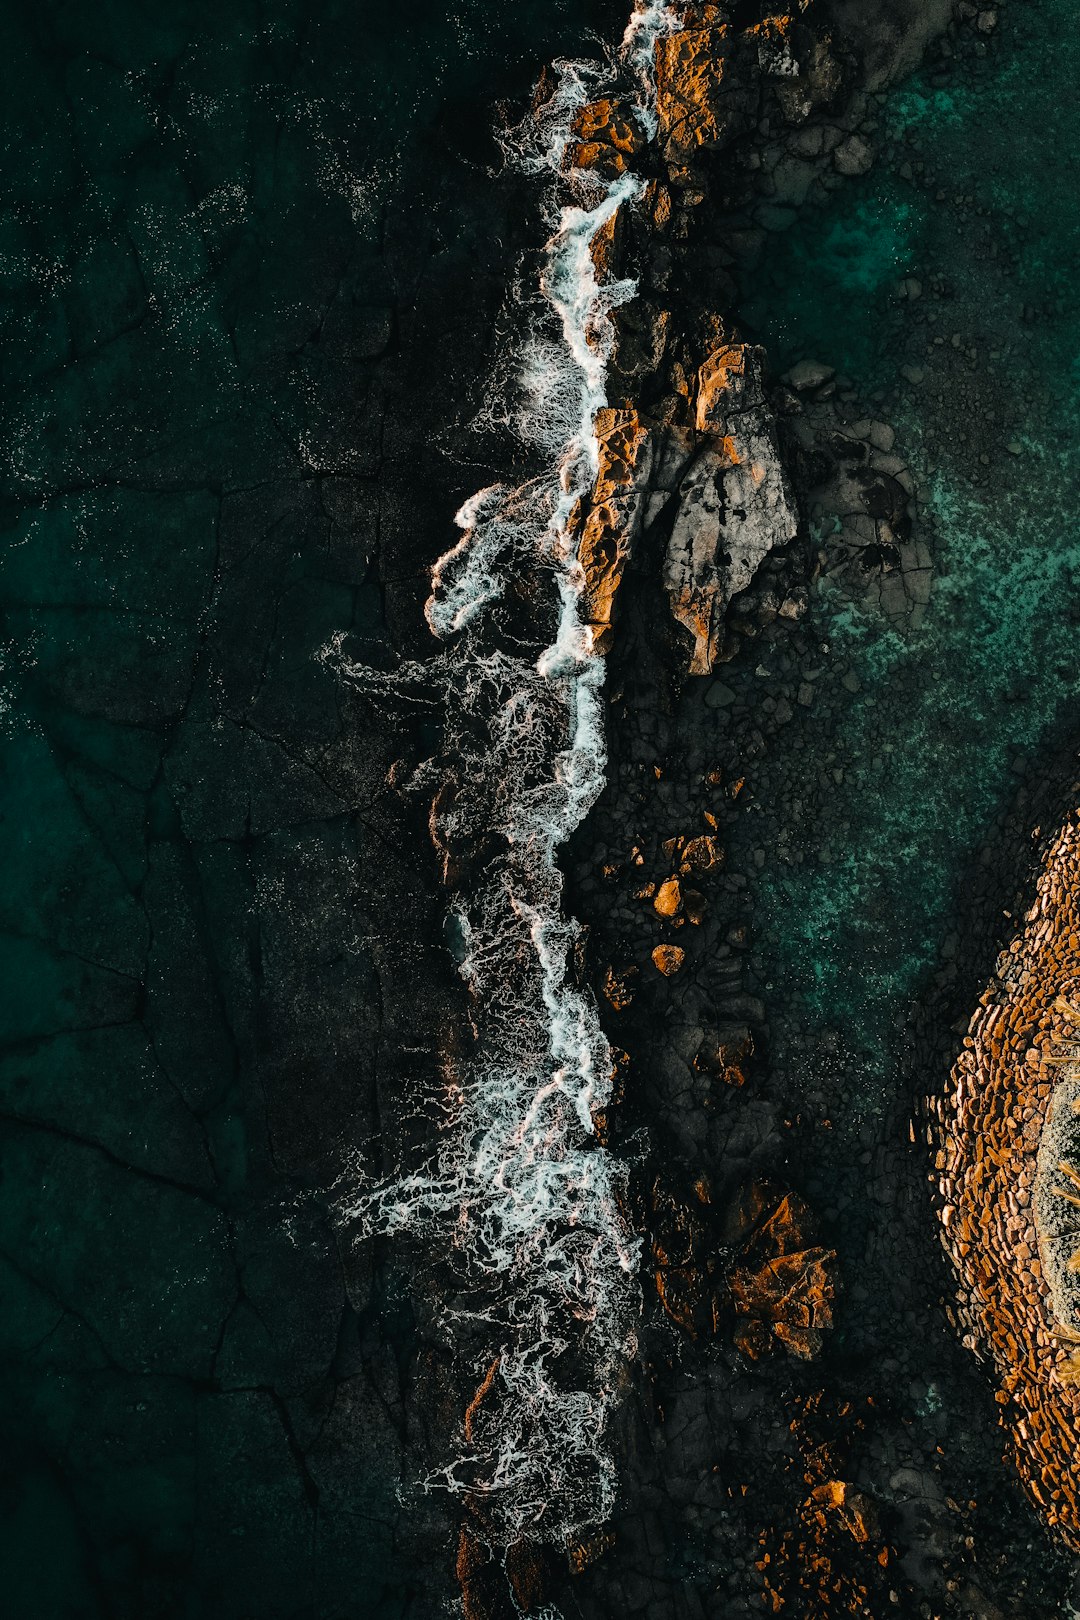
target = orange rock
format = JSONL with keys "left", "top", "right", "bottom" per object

{"left": 725, "top": 1182, "right": 839, "bottom": 1360}
{"left": 809, "top": 1480, "right": 880, "bottom": 1545}
{"left": 694, "top": 343, "right": 763, "bottom": 432}
{"left": 576, "top": 408, "right": 650, "bottom": 653}
{"left": 933, "top": 807, "right": 1080, "bottom": 1548}
{"left": 681, "top": 833, "right": 724, "bottom": 873}
{"left": 652, "top": 943, "right": 686, "bottom": 975}
{"left": 566, "top": 97, "right": 644, "bottom": 175}
{"left": 655, "top": 25, "right": 735, "bottom": 162}
{"left": 653, "top": 876, "right": 683, "bottom": 917}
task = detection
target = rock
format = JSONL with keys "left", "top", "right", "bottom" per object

{"left": 783, "top": 358, "right": 835, "bottom": 392}
{"left": 566, "top": 97, "right": 645, "bottom": 175}
{"left": 833, "top": 132, "right": 874, "bottom": 176}
{"left": 655, "top": 25, "right": 749, "bottom": 163}
{"left": 808, "top": 1480, "right": 881, "bottom": 1545}
{"left": 695, "top": 1026, "right": 754, "bottom": 1087}
{"left": 932, "top": 805, "right": 1080, "bottom": 1549}
{"left": 653, "top": 877, "right": 684, "bottom": 918}
{"left": 680, "top": 834, "right": 724, "bottom": 874}
{"left": 577, "top": 408, "right": 652, "bottom": 652}
{"left": 663, "top": 344, "right": 799, "bottom": 674}
{"left": 724, "top": 1181, "right": 839, "bottom": 1360}
{"left": 704, "top": 679, "right": 737, "bottom": 708}
{"left": 652, "top": 944, "right": 686, "bottom": 976}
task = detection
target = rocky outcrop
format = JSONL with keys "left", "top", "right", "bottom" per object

{"left": 650, "top": 1174, "right": 838, "bottom": 1357}
{"left": 655, "top": 11, "right": 844, "bottom": 164}
{"left": 571, "top": 6, "right": 858, "bottom": 678}
{"left": 662, "top": 343, "right": 799, "bottom": 673}
{"left": 724, "top": 1179, "right": 839, "bottom": 1360}
{"left": 567, "top": 97, "right": 646, "bottom": 176}
{"left": 575, "top": 350, "right": 798, "bottom": 674}
{"left": 578, "top": 408, "right": 653, "bottom": 654}
{"left": 931, "top": 807, "right": 1080, "bottom": 1549}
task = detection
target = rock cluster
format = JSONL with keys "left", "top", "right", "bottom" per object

{"left": 778, "top": 368, "right": 929, "bottom": 625}
{"left": 930, "top": 808, "right": 1080, "bottom": 1549}
{"left": 649, "top": 1174, "right": 838, "bottom": 1357}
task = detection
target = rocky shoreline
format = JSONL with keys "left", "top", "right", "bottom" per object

{"left": 542, "top": 1, "right": 1080, "bottom": 1616}
{"left": 4, "top": 1, "right": 1078, "bottom": 1616}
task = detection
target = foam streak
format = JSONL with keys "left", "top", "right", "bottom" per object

{"left": 337, "top": 0, "right": 681, "bottom": 1547}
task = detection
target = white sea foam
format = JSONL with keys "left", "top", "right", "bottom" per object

{"left": 335, "top": 0, "right": 682, "bottom": 1549}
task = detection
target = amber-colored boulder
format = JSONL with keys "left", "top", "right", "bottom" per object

{"left": 808, "top": 1480, "right": 880, "bottom": 1546}
{"left": 681, "top": 833, "right": 724, "bottom": 874}
{"left": 652, "top": 943, "right": 686, "bottom": 976}
{"left": 724, "top": 1182, "right": 838, "bottom": 1360}
{"left": 655, "top": 25, "right": 739, "bottom": 162}
{"left": 577, "top": 408, "right": 651, "bottom": 653}
{"left": 653, "top": 876, "right": 683, "bottom": 918}
{"left": 566, "top": 97, "right": 644, "bottom": 175}
{"left": 650, "top": 1174, "right": 837, "bottom": 1356}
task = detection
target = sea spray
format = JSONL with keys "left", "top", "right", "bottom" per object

{"left": 332, "top": 0, "right": 682, "bottom": 1545}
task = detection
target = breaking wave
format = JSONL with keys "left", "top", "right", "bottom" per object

{"left": 333, "top": 0, "right": 680, "bottom": 1548}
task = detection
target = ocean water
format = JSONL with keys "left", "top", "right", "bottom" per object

{"left": 0, "top": 1, "right": 632, "bottom": 1615}
{"left": 734, "top": 0, "right": 1080, "bottom": 1077}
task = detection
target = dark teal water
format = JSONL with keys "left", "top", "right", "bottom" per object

{"left": 0, "top": 3, "right": 620, "bottom": 1615}
{"left": 736, "top": 0, "right": 1080, "bottom": 1079}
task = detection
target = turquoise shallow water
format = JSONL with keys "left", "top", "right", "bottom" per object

{"left": 736, "top": 0, "right": 1080, "bottom": 1069}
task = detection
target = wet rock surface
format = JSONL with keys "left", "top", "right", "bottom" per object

{"left": 560, "top": 1, "right": 1080, "bottom": 1616}
{"left": 929, "top": 781, "right": 1080, "bottom": 1554}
